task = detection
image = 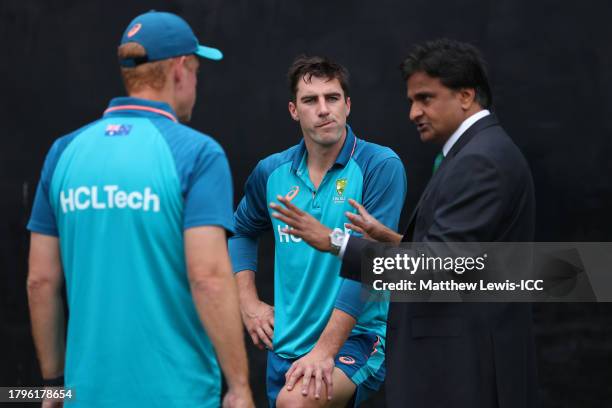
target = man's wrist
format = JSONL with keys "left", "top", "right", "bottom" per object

{"left": 227, "top": 378, "right": 251, "bottom": 392}
{"left": 328, "top": 228, "right": 345, "bottom": 255}
{"left": 338, "top": 233, "right": 351, "bottom": 258}
{"left": 311, "top": 342, "right": 338, "bottom": 360}
{"left": 42, "top": 375, "right": 64, "bottom": 387}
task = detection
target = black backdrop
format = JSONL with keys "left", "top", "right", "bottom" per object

{"left": 1, "top": 0, "right": 611, "bottom": 407}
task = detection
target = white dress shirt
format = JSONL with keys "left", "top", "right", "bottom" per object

{"left": 442, "top": 109, "right": 490, "bottom": 157}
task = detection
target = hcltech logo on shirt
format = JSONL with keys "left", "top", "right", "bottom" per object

{"left": 59, "top": 185, "right": 160, "bottom": 213}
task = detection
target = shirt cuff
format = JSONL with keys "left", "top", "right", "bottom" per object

{"left": 338, "top": 233, "right": 351, "bottom": 259}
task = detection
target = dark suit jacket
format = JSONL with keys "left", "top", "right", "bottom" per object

{"left": 341, "top": 114, "right": 537, "bottom": 408}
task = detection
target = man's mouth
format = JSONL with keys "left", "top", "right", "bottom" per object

{"left": 316, "top": 120, "right": 335, "bottom": 128}
{"left": 416, "top": 123, "right": 429, "bottom": 132}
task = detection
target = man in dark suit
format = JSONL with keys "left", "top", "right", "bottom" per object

{"left": 270, "top": 39, "right": 537, "bottom": 407}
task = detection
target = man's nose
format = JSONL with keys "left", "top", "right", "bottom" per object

{"left": 317, "top": 98, "right": 330, "bottom": 116}
{"left": 409, "top": 103, "right": 422, "bottom": 122}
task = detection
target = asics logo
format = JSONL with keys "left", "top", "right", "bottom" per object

{"left": 285, "top": 186, "right": 299, "bottom": 201}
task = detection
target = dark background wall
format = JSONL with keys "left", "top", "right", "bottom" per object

{"left": 1, "top": 0, "right": 611, "bottom": 407}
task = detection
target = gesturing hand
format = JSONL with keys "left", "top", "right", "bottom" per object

{"left": 240, "top": 299, "right": 274, "bottom": 350}
{"left": 270, "top": 195, "right": 333, "bottom": 252}
{"left": 285, "top": 349, "right": 335, "bottom": 401}
{"left": 345, "top": 199, "right": 402, "bottom": 243}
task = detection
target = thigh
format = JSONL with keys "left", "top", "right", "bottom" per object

{"left": 276, "top": 367, "right": 355, "bottom": 408}
{"left": 267, "top": 351, "right": 294, "bottom": 407}
{"left": 334, "top": 333, "right": 385, "bottom": 406}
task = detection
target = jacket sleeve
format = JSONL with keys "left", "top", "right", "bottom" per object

{"left": 228, "top": 161, "right": 272, "bottom": 273}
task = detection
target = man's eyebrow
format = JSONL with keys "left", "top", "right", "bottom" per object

{"left": 299, "top": 91, "right": 342, "bottom": 102}
{"left": 411, "top": 91, "right": 434, "bottom": 100}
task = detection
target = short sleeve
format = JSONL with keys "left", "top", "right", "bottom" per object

{"left": 27, "top": 141, "right": 63, "bottom": 236}
{"left": 183, "top": 149, "right": 235, "bottom": 233}
{"left": 228, "top": 160, "right": 273, "bottom": 273}
{"left": 363, "top": 156, "right": 407, "bottom": 230}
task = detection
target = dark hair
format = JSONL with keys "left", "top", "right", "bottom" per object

{"left": 400, "top": 39, "right": 492, "bottom": 108}
{"left": 287, "top": 55, "right": 350, "bottom": 101}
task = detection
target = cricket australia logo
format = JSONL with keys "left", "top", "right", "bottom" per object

{"left": 333, "top": 178, "right": 347, "bottom": 203}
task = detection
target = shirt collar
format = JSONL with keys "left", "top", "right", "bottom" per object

{"left": 103, "top": 97, "right": 179, "bottom": 122}
{"left": 291, "top": 124, "right": 358, "bottom": 172}
{"left": 442, "top": 109, "right": 490, "bottom": 157}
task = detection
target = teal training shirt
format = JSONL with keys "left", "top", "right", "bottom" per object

{"left": 27, "top": 97, "right": 234, "bottom": 408}
{"left": 229, "top": 126, "right": 406, "bottom": 359}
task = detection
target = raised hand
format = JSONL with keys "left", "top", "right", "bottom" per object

{"left": 270, "top": 195, "right": 333, "bottom": 252}
{"left": 345, "top": 199, "right": 402, "bottom": 243}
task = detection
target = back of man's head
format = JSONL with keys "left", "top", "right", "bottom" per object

{"left": 400, "top": 39, "right": 492, "bottom": 109}
{"left": 116, "top": 11, "right": 222, "bottom": 95}
{"left": 118, "top": 43, "right": 173, "bottom": 94}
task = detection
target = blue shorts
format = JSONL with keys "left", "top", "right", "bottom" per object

{"left": 266, "top": 333, "right": 385, "bottom": 407}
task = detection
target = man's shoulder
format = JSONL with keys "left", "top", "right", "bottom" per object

{"left": 451, "top": 122, "right": 531, "bottom": 185}
{"left": 352, "top": 138, "right": 403, "bottom": 174}
{"left": 151, "top": 119, "right": 226, "bottom": 157}
{"left": 45, "top": 119, "right": 103, "bottom": 165}
{"left": 462, "top": 123, "right": 524, "bottom": 163}
{"left": 252, "top": 143, "right": 301, "bottom": 178}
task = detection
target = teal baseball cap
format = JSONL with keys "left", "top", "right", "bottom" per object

{"left": 119, "top": 11, "right": 223, "bottom": 67}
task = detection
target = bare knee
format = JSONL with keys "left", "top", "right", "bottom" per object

{"left": 276, "top": 386, "right": 326, "bottom": 408}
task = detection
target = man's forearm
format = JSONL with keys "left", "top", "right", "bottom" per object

{"left": 190, "top": 262, "right": 249, "bottom": 390}
{"left": 27, "top": 282, "right": 65, "bottom": 379}
{"left": 235, "top": 270, "right": 259, "bottom": 304}
{"left": 312, "top": 309, "right": 356, "bottom": 358}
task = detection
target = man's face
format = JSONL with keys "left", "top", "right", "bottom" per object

{"left": 406, "top": 71, "right": 466, "bottom": 144}
{"left": 175, "top": 56, "right": 199, "bottom": 123}
{"left": 288, "top": 76, "right": 351, "bottom": 147}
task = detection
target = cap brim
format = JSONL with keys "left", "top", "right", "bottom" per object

{"left": 196, "top": 45, "right": 223, "bottom": 61}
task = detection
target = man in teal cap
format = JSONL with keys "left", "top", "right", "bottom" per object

{"left": 27, "top": 11, "right": 253, "bottom": 408}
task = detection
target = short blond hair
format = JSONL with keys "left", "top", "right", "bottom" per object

{"left": 118, "top": 43, "right": 199, "bottom": 94}
{"left": 118, "top": 42, "right": 172, "bottom": 93}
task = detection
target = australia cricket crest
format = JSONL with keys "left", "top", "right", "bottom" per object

{"left": 333, "top": 178, "right": 347, "bottom": 203}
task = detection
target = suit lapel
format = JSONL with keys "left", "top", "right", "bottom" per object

{"left": 402, "top": 114, "right": 500, "bottom": 241}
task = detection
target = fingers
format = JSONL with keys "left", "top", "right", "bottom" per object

{"left": 324, "top": 369, "right": 334, "bottom": 400}
{"left": 345, "top": 211, "right": 365, "bottom": 225}
{"left": 276, "top": 195, "right": 304, "bottom": 215}
{"left": 301, "top": 367, "right": 313, "bottom": 395}
{"left": 344, "top": 223, "right": 365, "bottom": 235}
{"left": 270, "top": 210, "right": 293, "bottom": 226}
{"left": 285, "top": 364, "right": 303, "bottom": 391}
{"left": 348, "top": 198, "right": 366, "bottom": 214}
{"left": 269, "top": 201, "right": 296, "bottom": 219}
{"left": 314, "top": 369, "right": 323, "bottom": 399}
{"left": 248, "top": 330, "right": 264, "bottom": 349}
{"left": 281, "top": 227, "right": 304, "bottom": 239}
{"left": 255, "top": 326, "right": 273, "bottom": 349}
{"left": 262, "top": 322, "right": 274, "bottom": 344}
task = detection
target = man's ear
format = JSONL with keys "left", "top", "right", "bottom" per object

{"left": 288, "top": 101, "right": 299, "bottom": 121}
{"left": 459, "top": 88, "right": 477, "bottom": 110}
{"left": 345, "top": 96, "right": 351, "bottom": 117}
{"left": 172, "top": 56, "right": 186, "bottom": 85}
